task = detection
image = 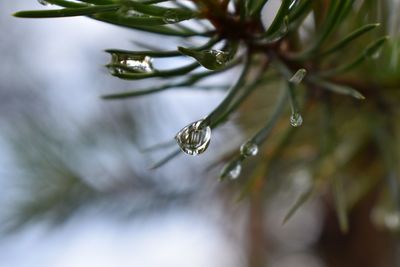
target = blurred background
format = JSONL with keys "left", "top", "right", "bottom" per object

{"left": 0, "top": 1, "right": 400, "bottom": 267}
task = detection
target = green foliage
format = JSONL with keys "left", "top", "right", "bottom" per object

{"left": 14, "top": 0, "right": 400, "bottom": 231}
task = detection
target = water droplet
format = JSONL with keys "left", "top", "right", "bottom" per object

{"left": 163, "top": 10, "right": 179, "bottom": 24}
{"left": 209, "top": 50, "right": 229, "bottom": 65}
{"left": 117, "top": 6, "right": 144, "bottom": 17}
{"left": 289, "top": 69, "right": 307, "bottom": 84}
{"left": 228, "top": 163, "right": 242, "bottom": 179}
{"left": 109, "top": 54, "right": 153, "bottom": 74}
{"left": 371, "top": 48, "right": 382, "bottom": 59}
{"left": 290, "top": 113, "right": 303, "bottom": 127}
{"left": 178, "top": 47, "right": 230, "bottom": 70}
{"left": 38, "top": 0, "right": 51, "bottom": 6}
{"left": 221, "top": 161, "right": 242, "bottom": 180}
{"left": 175, "top": 119, "right": 211, "bottom": 156}
{"left": 240, "top": 141, "right": 259, "bottom": 157}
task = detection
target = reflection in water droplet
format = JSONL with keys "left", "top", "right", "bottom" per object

{"left": 38, "top": 0, "right": 51, "bottom": 6}
{"left": 109, "top": 54, "right": 154, "bottom": 74}
{"left": 163, "top": 10, "right": 179, "bottom": 24}
{"left": 290, "top": 113, "right": 303, "bottom": 127}
{"left": 227, "top": 163, "right": 242, "bottom": 180}
{"left": 289, "top": 69, "right": 307, "bottom": 84}
{"left": 209, "top": 50, "right": 229, "bottom": 65}
{"left": 175, "top": 119, "right": 211, "bottom": 156}
{"left": 240, "top": 141, "right": 259, "bottom": 157}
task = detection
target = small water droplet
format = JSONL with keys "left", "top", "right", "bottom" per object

{"left": 178, "top": 47, "right": 229, "bottom": 70}
{"left": 209, "top": 50, "right": 229, "bottom": 65}
{"left": 289, "top": 69, "right": 307, "bottom": 84}
{"left": 38, "top": 0, "right": 51, "bottom": 6}
{"left": 175, "top": 119, "right": 211, "bottom": 156}
{"left": 290, "top": 113, "right": 303, "bottom": 127}
{"left": 227, "top": 163, "right": 242, "bottom": 180}
{"left": 221, "top": 161, "right": 242, "bottom": 180}
{"left": 117, "top": 7, "right": 144, "bottom": 17}
{"left": 371, "top": 48, "right": 382, "bottom": 59}
{"left": 240, "top": 141, "right": 259, "bottom": 157}
{"left": 163, "top": 10, "right": 179, "bottom": 24}
{"left": 109, "top": 54, "right": 154, "bottom": 74}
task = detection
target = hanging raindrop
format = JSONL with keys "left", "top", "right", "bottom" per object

{"left": 240, "top": 141, "right": 259, "bottom": 158}
{"left": 290, "top": 113, "right": 303, "bottom": 127}
{"left": 178, "top": 47, "right": 230, "bottom": 70}
{"left": 109, "top": 54, "right": 154, "bottom": 74}
{"left": 175, "top": 119, "right": 211, "bottom": 156}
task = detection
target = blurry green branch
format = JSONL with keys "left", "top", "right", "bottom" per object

{"left": 13, "top": 0, "right": 400, "bottom": 232}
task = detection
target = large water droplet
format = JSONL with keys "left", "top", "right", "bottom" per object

{"left": 109, "top": 54, "right": 154, "bottom": 74}
{"left": 289, "top": 69, "right": 307, "bottom": 84}
{"left": 290, "top": 113, "right": 303, "bottom": 127}
{"left": 38, "top": 0, "right": 51, "bottom": 6}
{"left": 175, "top": 119, "right": 211, "bottom": 156}
{"left": 240, "top": 141, "right": 259, "bottom": 158}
